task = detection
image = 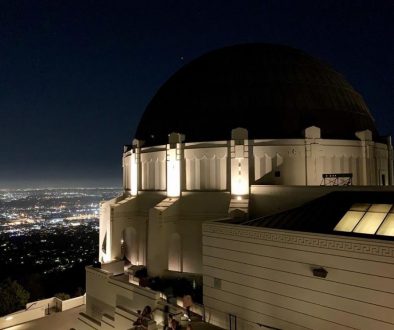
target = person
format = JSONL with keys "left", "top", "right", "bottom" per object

{"left": 163, "top": 310, "right": 172, "bottom": 330}
{"left": 185, "top": 305, "right": 191, "bottom": 321}
{"left": 141, "top": 305, "right": 153, "bottom": 329}
{"left": 169, "top": 318, "right": 180, "bottom": 330}
{"left": 133, "top": 306, "right": 153, "bottom": 329}
{"left": 183, "top": 295, "right": 192, "bottom": 321}
{"left": 133, "top": 310, "right": 143, "bottom": 327}
{"left": 142, "top": 305, "right": 153, "bottom": 320}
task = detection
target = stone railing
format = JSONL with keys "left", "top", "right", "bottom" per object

{"left": 0, "top": 294, "right": 86, "bottom": 328}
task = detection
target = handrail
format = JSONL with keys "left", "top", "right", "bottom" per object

{"left": 25, "top": 302, "right": 37, "bottom": 311}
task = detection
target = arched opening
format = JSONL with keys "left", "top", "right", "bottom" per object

{"left": 122, "top": 227, "right": 138, "bottom": 265}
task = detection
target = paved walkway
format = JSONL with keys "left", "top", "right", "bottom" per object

{"left": 5, "top": 305, "right": 85, "bottom": 330}
{"left": 5, "top": 306, "right": 225, "bottom": 330}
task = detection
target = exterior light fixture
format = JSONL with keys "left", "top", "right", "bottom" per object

{"left": 236, "top": 195, "right": 242, "bottom": 201}
{"left": 312, "top": 267, "right": 328, "bottom": 278}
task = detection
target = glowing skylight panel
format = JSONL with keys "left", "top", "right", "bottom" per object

{"left": 353, "top": 212, "right": 386, "bottom": 234}
{"left": 334, "top": 203, "right": 394, "bottom": 237}
{"left": 377, "top": 214, "right": 394, "bottom": 236}
{"left": 334, "top": 211, "right": 364, "bottom": 232}
{"left": 368, "top": 204, "right": 392, "bottom": 213}
{"left": 349, "top": 203, "right": 370, "bottom": 211}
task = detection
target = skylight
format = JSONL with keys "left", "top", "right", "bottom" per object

{"left": 334, "top": 203, "right": 394, "bottom": 237}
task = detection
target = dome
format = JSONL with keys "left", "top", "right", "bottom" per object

{"left": 135, "top": 43, "right": 377, "bottom": 145}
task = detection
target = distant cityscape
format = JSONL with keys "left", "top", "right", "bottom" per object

{"left": 0, "top": 188, "right": 121, "bottom": 300}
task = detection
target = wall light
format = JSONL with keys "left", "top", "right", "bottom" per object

{"left": 312, "top": 267, "right": 328, "bottom": 278}
{"left": 167, "top": 149, "right": 181, "bottom": 197}
{"left": 102, "top": 254, "right": 111, "bottom": 263}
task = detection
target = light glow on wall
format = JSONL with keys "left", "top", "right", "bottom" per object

{"left": 102, "top": 253, "right": 111, "bottom": 263}
{"left": 167, "top": 148, "right": 181, "bottom": 197}
{"left": 130, "top": 152, "right": 138, "bottom": 196}
{"left": 231, "top": 158, "right": 249, "bottom": 196}
{"left": 101, "top": 230, "right": 112, "bottom": 263}
{"left": 232, "top": 178, "right": 248, "bottom": 196}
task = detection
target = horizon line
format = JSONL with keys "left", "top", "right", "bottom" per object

{"left": 0, "top": 186, "right": 123, "bottom": 191}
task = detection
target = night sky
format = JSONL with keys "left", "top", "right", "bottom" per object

{"left": 0, "top": 0, "right": 393, "bottom": 188}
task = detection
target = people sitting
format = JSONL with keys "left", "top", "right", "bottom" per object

{"left": 133, "top": 305, "right": 153, "bottom": 329}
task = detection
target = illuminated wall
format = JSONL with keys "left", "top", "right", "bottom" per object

{"left": 184, "top": 146, "right": 227, "bottom": 190}
{"left": 141, "top": 150, "right": 166, "bottom": 191}
{"left": 103, "top": 127, "right": 393, "bottom": 267}
{"left": 166, "top": 133, "right": 184, "bottom": 198}
{"left": 203, "top": 222, "right": 394, "bottom": 330}
{"left": 230, "top": 128, "right": 249, "bottom": 197}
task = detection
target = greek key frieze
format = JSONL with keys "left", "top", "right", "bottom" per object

{"left": 204, "top": 224, "right": 394, "bottom": 257}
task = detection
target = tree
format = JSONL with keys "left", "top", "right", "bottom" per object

{"left": 73, "top": 287, "right": 85, "bottom": 297}
{"left": 25, "top": 273, "right": 45, "bottom": 300}
{"left": 0, "top": 278, "right": 30, "bottom": 316}
{"left": 54, "top": 292, "right": 70, "bottom": 300}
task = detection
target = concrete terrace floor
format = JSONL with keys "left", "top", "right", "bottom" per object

{"left": 3, "top": 305, "right": 225, "bottom": 330}
{"left": 4, "top": 305, "right": 85, "bottom": 330}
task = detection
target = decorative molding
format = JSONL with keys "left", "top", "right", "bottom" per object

{"left": 185, "top": 152, "right": 227, "bottom": 190}
{"left": 203, "top": 224, "right": 394, "bottom": 258}
{"left": 184, "top": 147, "right": 227, "bottom": 160}
{"left": 141, "top": 151, "right": 166, "bottom": 190}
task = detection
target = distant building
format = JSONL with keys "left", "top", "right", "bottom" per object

{"left": 77, "top": 44, "right": 394, "bottom": 330}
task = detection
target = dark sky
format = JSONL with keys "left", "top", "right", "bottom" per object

{"left": 0, "top": 0, "right": 393, "bottom": 188}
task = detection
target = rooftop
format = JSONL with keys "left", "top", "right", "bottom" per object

{"left": 234, "top": 191, "right": 394, "bottom": 240}
{"left": 4, "top": 305, "right": 84, "bottom": 330}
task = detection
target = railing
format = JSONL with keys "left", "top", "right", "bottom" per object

{"left": 0, "top": 294, "right": 86, "bottom": 329}
{"left": 0, "top": 307, "right": 45, "bottom": 329}
{"left": 25, "top": 302, "right": 37, "bottom": 311}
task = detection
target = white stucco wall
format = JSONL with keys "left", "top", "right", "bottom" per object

{"left": 253, "top": 138, "right": 391, "bottom": 186}
{"left": 124, "top": 133, "right": 391, "bottom": 198}
{"left": 84, "top": 267, "right": 161, "bottom": 329}
{"left": 99, "top": 192, "right": 165, "bottom": 263}
{"left": 141, "top": 149, "right": 166, "bottom": 191}
{"left": 184, "top": 146, "right": 228, "bottom": 191}
{"left": 91, "top": 131, "right": 393, "bottom": 330}
{"left": 147, "top": 192, "right": 231, "bottom": 276}
{"left": 202, "top": 222, "right": 394, "bottom": 330}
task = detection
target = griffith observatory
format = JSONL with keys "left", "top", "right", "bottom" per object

{"left": 76, "top": 44, "right": 394, "bottom": 330}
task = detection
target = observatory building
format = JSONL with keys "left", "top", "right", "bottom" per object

{"left": 77, "top": 44, "right": 394, "bottom": 330}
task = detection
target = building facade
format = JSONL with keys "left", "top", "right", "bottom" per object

{"left": 78, "top": 44, "right": 394, "bottom": 330}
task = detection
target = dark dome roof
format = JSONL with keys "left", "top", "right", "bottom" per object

{"left": 135, "top": 43, "right": 377, "bottom": 145}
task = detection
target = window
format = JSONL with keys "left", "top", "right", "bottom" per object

{"left": 334, "top": 203, "right": 394, "bottom": 237}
